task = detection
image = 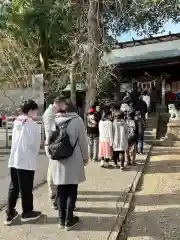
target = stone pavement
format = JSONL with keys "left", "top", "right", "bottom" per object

{"left": 0, "top": 148, "right": 151, "bottom": 240}
{"left": 0, "top": 115, "right": 157, "bottom": 240}
{"left": 0, "top": 114, "right": 158, "bottom": 210}
{"left": 122, "top": 147, "right": 180, "bottom": 240}
{"left": 0, "top": 149, "right": 48, "bottom": 209}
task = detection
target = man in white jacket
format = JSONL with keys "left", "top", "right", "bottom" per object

{"left": 43, "top": 97, "right": 62, "bottom": 208}
{"left": 5, "top": 100, "right": 41, "bottom": 226}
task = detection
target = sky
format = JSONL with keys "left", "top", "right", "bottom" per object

{"left": 117, "top": 20, "right": 180, "bottom": 42}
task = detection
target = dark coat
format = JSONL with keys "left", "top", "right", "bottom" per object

{"left": 130, "top": 90, "right": 140, "bottom": 104}
{"left": 135, "top": 99, "right": 147, "bottom": 115}
{"left": 86, "top": 112, "right": 100, "bottom": 137}
{"left": 136, "top": 118, "right": 145, "bottom": 138}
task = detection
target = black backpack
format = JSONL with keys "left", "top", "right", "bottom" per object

{"left": 48, "top": 118, "right": 78, "bottom": 161}
{"left": 87, "top": 113, "right": 98, "bottom": 128}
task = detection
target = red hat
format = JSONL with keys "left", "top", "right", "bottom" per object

{"left": 88, "top": 108, "right": 95, "bottom": 113}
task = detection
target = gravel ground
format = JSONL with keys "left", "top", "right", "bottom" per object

{"left": 121, "top": 146, "right": 180, "bottom": 240}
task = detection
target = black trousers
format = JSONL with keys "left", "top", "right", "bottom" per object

{"left": 151, "top": 103, "right": 156, "bottom": 112}
{"left": 57, "top": 184, "right": 78, "bottom": 222}
{"left": 113, "top": 151, "right": 125, "bottom": 167}
{"left": 7, "top": 167, "right": 35, "bottom": 216}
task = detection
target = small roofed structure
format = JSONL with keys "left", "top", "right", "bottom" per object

{"left": 62, "top": 82, "right": 88, "bottom": 92}
{"left": 62, "top": 82, "right": 88, "bottom": 118}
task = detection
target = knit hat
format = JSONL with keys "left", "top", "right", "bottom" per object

{"left": 88, "top": 108, "right": 95, "bottom": 114}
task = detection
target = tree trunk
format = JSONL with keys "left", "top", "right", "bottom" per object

{"left": 70, "top": 68, "right": 76, "bottom": 106}
{"left": 39, "top": 28, "right": 49, "bottom": 71}
{"left": 69, "top": 53, "right": 79, "bottom": 106}
{"left": 86, "top": 0, "right": 102, "bottom": 112}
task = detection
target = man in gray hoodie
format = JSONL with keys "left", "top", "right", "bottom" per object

{"left": 50, "top": 97, "right": 89, "bottom": 231}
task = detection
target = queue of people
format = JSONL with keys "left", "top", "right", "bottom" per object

{"left": 5, "top": 97, "right": 89, "bottom": 231}
{"left": 86, "top": 87, "right": 154, "bottom": 170}
{"left": 4, "top": 89, "right": 151, "bottom": 230}
{"left": 86, "top": 101, "right": 146, "bottom": 170}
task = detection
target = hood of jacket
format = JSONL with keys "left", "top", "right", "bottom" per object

{"left": 101, "top": 119, "right": 111, "bottom": 126}
{"left": 55, "top": 112, "right": 79, "bottom": 125}
{"left": 114, "top": 119, "right": 126, "bottom": 126}
{"left": 14, "top": 115, "right": 32, "bottom": 130}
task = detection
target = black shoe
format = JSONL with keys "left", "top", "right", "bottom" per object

{"left": 59, "top": 219, "right": 65, "bottom": 229}
{"left": 21, "top": 211, "right": 42, "bottom": 222}
{"left": 50, "top": 195, "right": 56, "bottom": 201}
{"left": 52, "top": 202, "right": 58, "bottom": 210}
{"left": 4, "top": 210, "right": 18, "bottom": 226}
{"left": 115, "top": 164, "right": 120, "bottom": 169}
{"left": 65, "top": 216, "right": 80, "bottom": 231}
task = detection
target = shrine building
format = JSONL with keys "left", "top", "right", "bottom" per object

{"left": 103, "top": 33, "right": 180, "bottom": 110}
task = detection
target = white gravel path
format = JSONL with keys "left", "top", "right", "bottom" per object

{"left": 123, "top": 147, "right": 180, "bottom": 240}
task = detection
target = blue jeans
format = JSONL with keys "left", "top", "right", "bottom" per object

{"left": 88, "top": 136, "right": 99, "bottom": 160}
{"left": 136, "top": 136, "right": 144, "bottom": 153}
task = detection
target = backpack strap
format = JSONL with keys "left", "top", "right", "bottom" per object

{"left": 55, "top": 117, "right": 79, "bottom": 149}
{"left": 73, "top": 136, "right": 79, "bottom": 149}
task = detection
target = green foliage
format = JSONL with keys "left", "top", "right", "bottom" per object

{"left": 4, "top": 0, "right": 82, "bottom": 69}
{"left": 2, "top": 0, "right": 179, "bottom": 67}
{"left": 0, "top": 0, "right": 180, "bottom": 100}
{"left": 0, "top": 1, "right": 10, "bottom": 29}
{"left": 96, "top": 66, "right": 112, "bottom": 98}
{"left": 105, "top": 0, "right": 180, "bottom": 37}
{"left": 0, "top": 36, "right": 36, "bottom": 88}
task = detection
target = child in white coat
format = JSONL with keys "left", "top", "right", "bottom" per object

{"left": 113, "top": 111, "right": 128, "bottom": 170}
{"left": 98, "top": 110, "right": 113, "bottom": 168}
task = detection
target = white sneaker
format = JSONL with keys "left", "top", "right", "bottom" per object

{"left": 104, "top": 162, "right": 109, "bottom": 168}
{"left": 100, "top": 160, "right": 104, "bottom": 167}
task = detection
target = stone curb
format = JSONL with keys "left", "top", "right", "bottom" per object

{"left": 107, "top": 145, "right": 152, "bottom": 240}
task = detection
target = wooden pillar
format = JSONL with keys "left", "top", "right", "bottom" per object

{"left": 161, "top": 77, "right": 166, "bottom": 108}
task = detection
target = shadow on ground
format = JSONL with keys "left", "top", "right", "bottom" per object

{"left": 6, "top": 214, "right": 118, "bottom": 232}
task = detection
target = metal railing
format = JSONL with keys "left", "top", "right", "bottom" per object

{"left": 3, "top": 116, "right": 45, "bottom": 148}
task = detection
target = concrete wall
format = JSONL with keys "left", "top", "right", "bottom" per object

{"left": 0, "top": 88, "right": 44, "bottom": 114}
